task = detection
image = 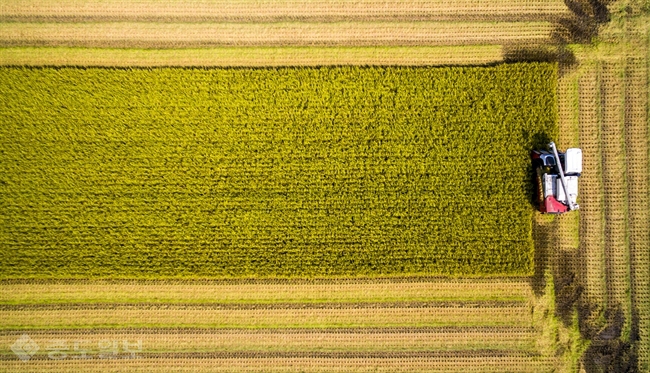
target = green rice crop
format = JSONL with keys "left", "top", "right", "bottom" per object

{"left": 0, "top": 64, "right": 557, "bottom": 278}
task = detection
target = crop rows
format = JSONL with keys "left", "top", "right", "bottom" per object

{"left": 576, "top": 62, "right": 607, "bottom": 306}
{"left": 0, "top": 355, "right": 554, "bottom": 373}
{"left": 0, "top": 21, "right": 555, "bottom": 48}
{"left": 624, "top": 54, "right": 650, "bottom": 370}
{"left": 0, "top": 64, "right": 556, "bottom": 279}
{"left": 0, "top": 0, "right": 571, "bottom": 22}
{"left": 0, "top": 278, "right": 534, "bottom": 304}
{"left": 0, "top": 0, "right": 571, "bottom": 66}
{"left": 0, "top": 302, "right": 533, "bottom": 330}
{"left": 599, "top": 59, "right": 632, "bottom": 340}
{"left": 568, "top": 25, "right": 650, "bottom": 369}
{"left": 0, "top": 46, "right": 505, "bottom": 67}
{"left": 0, "top": 278, "right": 550, "bottom": 371}
{"left": 0, "top": 327, "right": 538, "bottom": 354}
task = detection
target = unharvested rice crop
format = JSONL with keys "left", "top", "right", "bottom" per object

{"left": 0, "top": 63, "right": 557, "bottom": 278}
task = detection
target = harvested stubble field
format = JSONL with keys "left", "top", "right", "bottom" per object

{"left": 0, "top": 278, "right": 556, "bottom": 372}
{"left": 0, "top": 0, "right": 572, "bottom": 22}
{"left": 0, "top": 46, "right": 506, "bottom": 67}
{"left": 552, "top": 11, "right": 650, "bottom": 371}
{"left": 0, "top": 21, "right": 555, "bottom": 48}
{"left": 0, "top": 0, "right": 565, "bottom": 66}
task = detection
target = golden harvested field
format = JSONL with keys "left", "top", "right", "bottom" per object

{"left": 0, "top": 279, "right": 553, "bottom": 372}
{"left": 0, "top": 327, "right": 539, "bottom": 353}
{"left": 0, "top": 303, "right": 533, "bottom": 330}
{"left": 576, "top": 62, "right": 607, "bottom": 306}
{"left": 0, "top": 46, "right": 505, "bottom": 67}
{"left": 1, "top": 355, "right": 555, "bottom": 373}
{"left": 555, "top": 13, "right": 650, "bottom": 370}
{"left": 624, "top": 55, "right": 650, "bottom": 370}
{"left": 0, "top": 21, "right": 555, "bottom": 48}
{"left": 0, "top": 0, "right": 564, "bottom": 65}
{"left": 0, "top": 0, "right": 571, "bottom": 22}
{"left": 0, "top": 279, "right": 534, "bottom": 304}
{"left": 599, "top": 59, "right": 632, "bottom": 340}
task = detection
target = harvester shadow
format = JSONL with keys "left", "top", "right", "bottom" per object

{"left": 501, "top": 0, "right": 610, "bottom": 72}
{"left": 581, "top": 306, "right": 637, "bottom": 372}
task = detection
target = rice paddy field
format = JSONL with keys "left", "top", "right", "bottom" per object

{"left": 0, "top": 0, "right": 649, "bottom": 372}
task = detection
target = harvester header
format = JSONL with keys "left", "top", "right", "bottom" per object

{"left": 531, "top": 142, "right": 582, "bottom": 214}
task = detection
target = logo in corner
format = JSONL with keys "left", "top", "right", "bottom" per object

{"left": 11, "top": 334, "right": 39, "bottom": 361}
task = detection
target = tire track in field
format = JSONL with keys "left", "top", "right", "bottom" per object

{"left": 599, "top": 59, "right": 632, "bottom": 340}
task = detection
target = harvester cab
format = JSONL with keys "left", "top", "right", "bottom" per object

{"left": 531, "top": 142, "right": 582, "bottom": 214}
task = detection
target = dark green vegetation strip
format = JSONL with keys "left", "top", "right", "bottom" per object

{"left": 0, "top": 64, "right": 556, "bottom": 278}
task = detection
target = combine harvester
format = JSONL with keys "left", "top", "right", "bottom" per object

{"left": 531, "top": 142, "right": 582, "bottom": 214}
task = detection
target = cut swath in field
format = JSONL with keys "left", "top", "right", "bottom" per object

{"left": 599, "top": 59, "right": 632, "bottom": 341}
{"left": 0, "top": 354, "right": 554, "bottom": 373}
{"left": 552, "top": 62, "right": 581, "bottom": 286}
{"left": 0, "top": 46, "right": 505, "bottom": 67}
{"left": 0, "top": 279, "right": 534, "bottom": 304}
{"left": 0, "top": 0, "right": 571, "bottom": 22}
{"left": 577, "top": 61, "right": 607, "bottom": 309}
{"left": 0, "top": 302, "right": 533, "bottom": 329}
{"left": 624, "top": 54, "right": 650, "bottom": 370}
{"left": 0, "top": 21, "right": 555, "bottom": 48}
{"left": 0, "top": 327, "right": 539, "bottom": 354}
{"left": 0, "top": 278, "right": 548, "bottom": 371}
